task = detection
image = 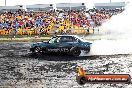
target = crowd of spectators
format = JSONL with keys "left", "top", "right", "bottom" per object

{"left": 89, "top": 8, "right": 123, "bottom": 26}
{"left": 0, "top": 8, "right": 124, "bottom": 35}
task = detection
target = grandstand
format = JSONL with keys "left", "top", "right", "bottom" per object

{"left": 94, "top": 2, "right": 126, "bottom": 9}
{"left": 56, "top": 3, "right": 86, "bottom": 10}
{"left": 26, "top": 4, "right": 54, "bottom": 12}
{"left": 0, "top": 5, "right": 24, "bottom": 12}
{"left": 0, "top": 2, "right": 125, "bottom": 36}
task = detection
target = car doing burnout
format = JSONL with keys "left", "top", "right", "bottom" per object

{"left": 30, "top": 35, "right": 92, "bottom": 56}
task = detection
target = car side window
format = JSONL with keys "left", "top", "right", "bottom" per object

{"left": 59, "top": 37, "right": 68, "bottom": 43}
{"left": 72, "top": 37, "right": 78, "bottom": 43}
{"left": 60, "top": 36, "right": 78, "bottom": 43}
{"left": 49, "top": 37, "right": 60, "bottom": 43}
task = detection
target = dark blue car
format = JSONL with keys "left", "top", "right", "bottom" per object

{"left": 30, "top": 35, "right": 92, "bottom": 56}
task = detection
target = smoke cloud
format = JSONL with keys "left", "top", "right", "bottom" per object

{"left": 81, "top": 1, "right": 132, "bottom": 56}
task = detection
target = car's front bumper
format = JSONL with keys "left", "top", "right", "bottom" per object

{"left": 80, "top": 46, "right": 90, "bottom": 50}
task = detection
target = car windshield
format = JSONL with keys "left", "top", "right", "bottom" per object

{"left": 74, "top": 36, "right": 85, "bottom": 42}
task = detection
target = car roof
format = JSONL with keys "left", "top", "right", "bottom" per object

{"left": 56, "top": 35, "right": 78, "bottom": 37}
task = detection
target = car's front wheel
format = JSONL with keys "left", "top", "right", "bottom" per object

{"left": 85, "top": 46, "right": 90, "bottom": 53}
{"left": 70, "top": 47, "right": 81, "bottom": 56}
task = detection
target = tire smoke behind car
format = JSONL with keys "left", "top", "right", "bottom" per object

{"left": 81, "top": 1, "right": 132, "bottom": 56}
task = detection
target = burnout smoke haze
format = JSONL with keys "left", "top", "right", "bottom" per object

{"left": 81, "top": 1, "right": 132, "bottom": 56}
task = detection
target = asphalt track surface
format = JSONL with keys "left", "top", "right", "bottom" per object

{"left": 0, "top": 42, "right": 132, "bottom": 88}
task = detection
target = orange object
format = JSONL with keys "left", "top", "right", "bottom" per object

{"left": 76, "top": 66, "right": 86, "bottom": 76}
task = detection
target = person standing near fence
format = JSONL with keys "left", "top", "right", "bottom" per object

{"left": 93, "top": 27, "right": 95, "bottom": 34}
{"left": 87, "top": 27, "right": 89, "bottom": 34}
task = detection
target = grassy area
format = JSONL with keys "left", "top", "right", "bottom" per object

{"left": 0, "top": 34, "right": 52, "bottom": 38}
{"left": 0, "top": 34, "right": 94, "bottom": 42}
{"left": 0, "top": 35, "right": 52, "bottom": 42}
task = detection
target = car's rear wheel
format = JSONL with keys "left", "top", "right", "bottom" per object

{"left": 33, "top": 46, "right": 43, "bottom": 55}
{"left": 71, "top": 47, "right": 81, "bottom": 56}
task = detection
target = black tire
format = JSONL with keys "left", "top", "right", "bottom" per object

{"left": 41, "top": 47, "right": 48, "bottom": 54}
{"left": 70, "top": 47, "right": 81, "bottom": 56}
{"left": 33, "top": 46, "right": 43, "bottom": 55}
{"left": 126, "top": 75, "right": 131, "bottom": 84}
{"left": 85, "top": 46, "right": 90, "bottom": 53}
{"left": 77, "top": 76, "right": 87, "bottom": 85}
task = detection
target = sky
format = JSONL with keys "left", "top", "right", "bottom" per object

{"left": 0, "top": 0, "right": 128, "bottom": 8}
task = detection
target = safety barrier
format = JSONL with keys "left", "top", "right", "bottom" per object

{"left": 0, "top": 27, "right": 95, "bottom": 35}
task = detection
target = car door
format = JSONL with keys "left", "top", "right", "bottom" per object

{"left": 66, "top": 36, "right": 79, "bottom": 48}
{"left": 59, "top": 36, "right": 79, "bottom": 51}
{"left": 47, "top": 37, "right": 60, "bottom": 52}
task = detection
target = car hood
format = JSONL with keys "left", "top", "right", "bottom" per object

{"left": 81, "top": 40, "right": 92, "bottom": 44}
{"left": 83, "top": 41, "right": 92, "bottom": 45}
